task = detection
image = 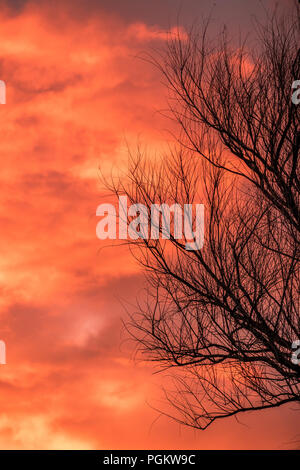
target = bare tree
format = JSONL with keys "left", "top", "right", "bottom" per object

{"left": 106, "top": 8, "right": 300, "bottom": 430}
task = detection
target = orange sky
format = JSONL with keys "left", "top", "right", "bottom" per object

{"left": 0, "top": 0, "right": 298, "bottom": 449}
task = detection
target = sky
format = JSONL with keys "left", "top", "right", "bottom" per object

{"left": 0, "top": 0, "right": 298, "bottom": 449}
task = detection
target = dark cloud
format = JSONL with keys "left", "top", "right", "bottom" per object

{"left": 0, "top": 0, "right": 289, "bottom": 31}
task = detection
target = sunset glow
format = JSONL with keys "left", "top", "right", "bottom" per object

{"left": 0, "top": 0, "right": 298, "bottom": 449}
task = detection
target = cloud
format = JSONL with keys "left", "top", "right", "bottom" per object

{"left": 0, "top": 0, "right": 297, "bottom": 450}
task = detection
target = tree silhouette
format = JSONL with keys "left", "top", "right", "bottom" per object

{"left": 107, "top": 8, "right": 300, "bottom": 429}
